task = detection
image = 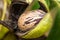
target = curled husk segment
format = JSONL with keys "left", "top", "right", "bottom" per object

{"left": 21, "top": 13, "right": 53, "bottom": 39}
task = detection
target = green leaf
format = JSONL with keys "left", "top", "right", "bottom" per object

{"left": 25, "top": 0, "right": 40, "bottom": 12}
{"left": 46, "top": 7, "right": 60, "bottom": 40}
{"left": 45, "top": 0, "right": 58, "bottom": 10}
{"left": 31, "top": 0, "right": 40, "bottom": 10}
{"left": 45, "top": 0, "right": 50, "bottom": 8}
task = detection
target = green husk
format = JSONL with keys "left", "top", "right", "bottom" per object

{"left": 0, "top": 0, "right": 9, "bottom": 39}
{"left": 0, "top": 0, "right": 12, "bottom": 39}
{"left": 0, "top": 0, "right": 17, "bottom": 40}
